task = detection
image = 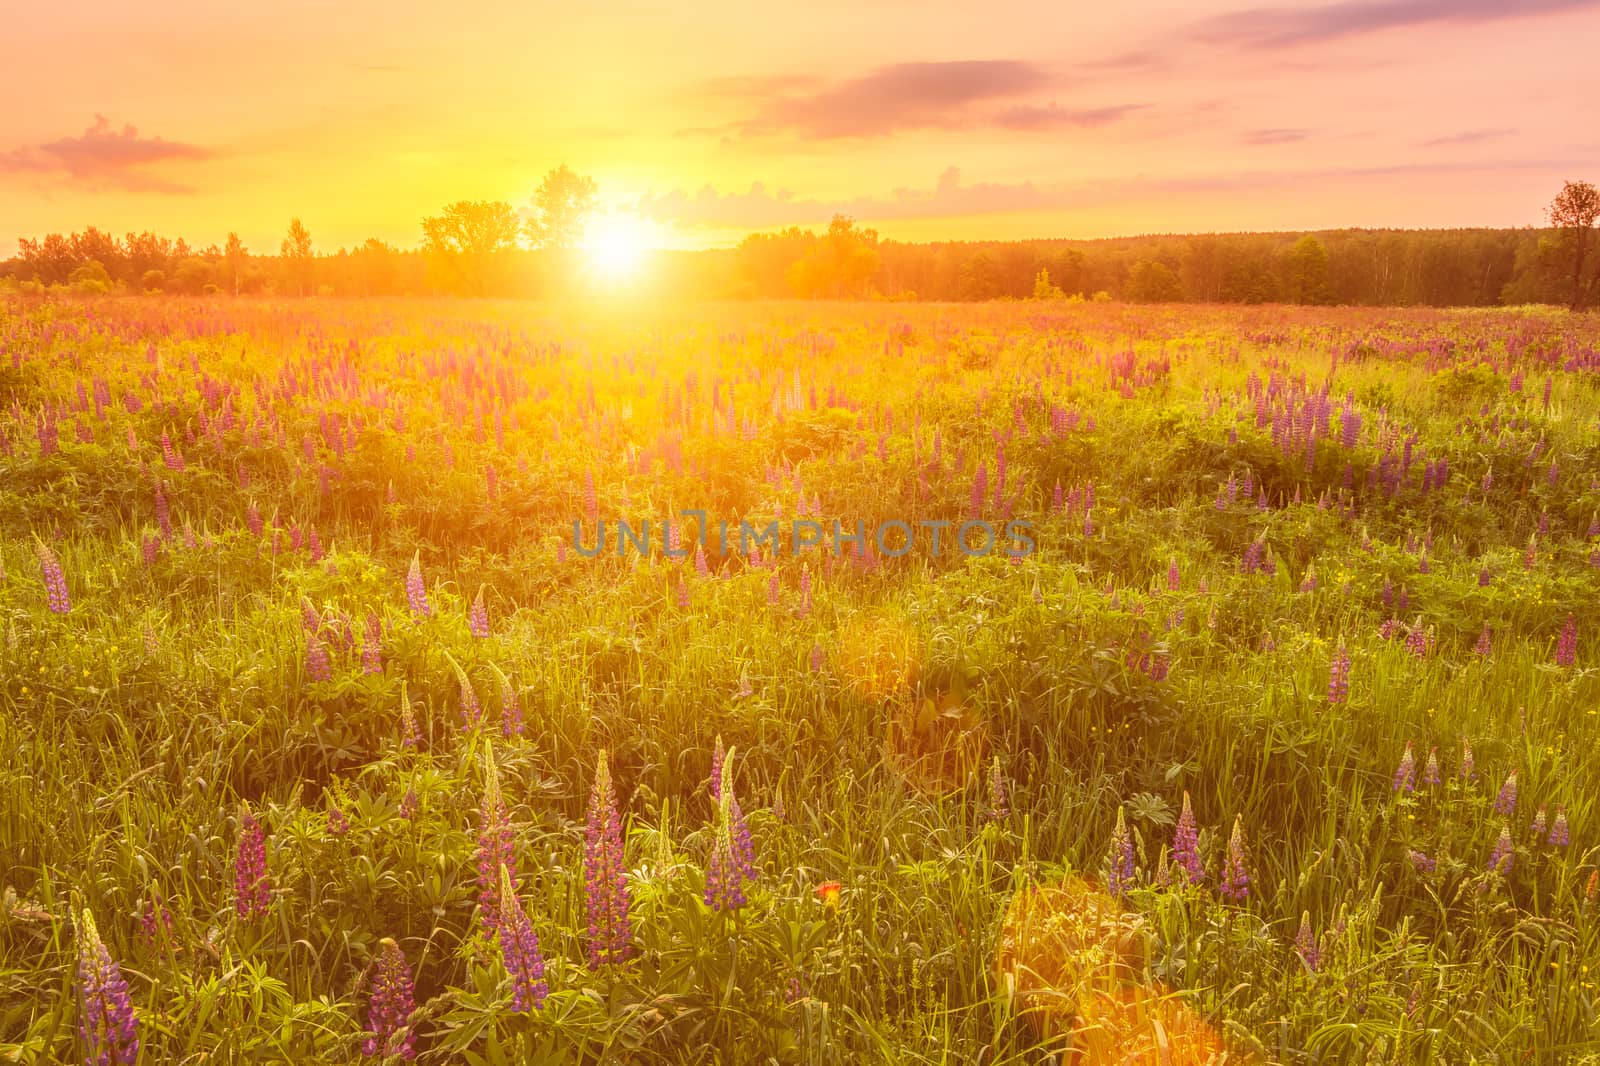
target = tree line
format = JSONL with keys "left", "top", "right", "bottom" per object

{"left": 4, "top": 177, "right": 1595, "bottom": 309}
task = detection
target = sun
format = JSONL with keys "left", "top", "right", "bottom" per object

{"left": 582, "top": 213, "right": 654, "bottom": 282}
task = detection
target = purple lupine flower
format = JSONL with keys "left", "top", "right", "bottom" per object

{"left": 469, "top": 590, "right": 489, "bottom": 638}
{"left": 1393, "top": 741, "right": 1416, "bottom": 793}
{"left": 1167, "top": 559, "right": 1180, "bottom": 591}
{"left": 1295, "top": 912, "right": 1321, "bottom": 971}
{"left": 362, "top": 612, "right": 383, "bottom": 674}
{"left": 584, "top": 750, "right": 632, "bottom": 968}
{"left": 1220, "top": 816, "right": 1250, "bottom": 902}
{"left": 399, "top": 787, "right": 419, "bottom": 820}
{"left": 1493, "top": 771, "right": 1518, "bottom": 818}
{"left": 1408, "top": 849, "right": 1436, "bottom": 875}
{"left": 138, "top": 885, "right": 173, "bottom": 948}
{"left": 709, "top": 735, "right": 726, "bottom": 803}
{"left": 405, "top": 553, "right": 430, "bottom": 619}
{"left": 988, "top": 756, "right": 1008, "bottom": 819}
{"left": 1460, "top": 737, "right": 1476, "bottom": 783}
{"left": 1556, "top": 614, "right": 1577, "bottom": 667}
{"left": 305, "top": 631, "right": 332, "bottom": 683}
{"left": 1488, "top": 824, "right": 1514, "bottom": 875}
{"left": 1107, "top": 807, "right": 1135, "bottom": 898}
{"left": 1173, "top": 791, "right": 1204, "bottom": 884}
{"left": 1531, "top": 806, "right": 1547, "bottom": 837}
{"left": 1475, "top": 625, "right": 1492, "bottom": 656}
{"left": 361, "top": 938, "right": 416, "bottom": 1060}
{"left": 705, "top": 749, "right": 753, "bottom": 912}
{"left": 76, "top": 909, "right": 140, "bottom": 1065}
{"left": 398, "top": 682, "right": 420, "bottom": 748}
{"left": 1328, "top": 645, "right": 1351, "bottom": 705}
{"left": 38, "top": 542, "right": 70, "bottom": 614}
{"left": 1549, "top": 806, "right": 1570, "bottom": 847}
{"left": 499, "top": 678, "right": 522, "bottom": 738}
{"left": 497, "top": 864, "right": 548, "bottom": 1012}
{"left": 328, "top": 803, "right": 349, "bottom": 837}
{"left": 1423, "top": 746, "right": 1440, "bottom": 787}
{"left": 459, "top": 676, "right": 482, "bottom": 729}
{"left": 235, "top": 807, "right": 269, "bottom": 919}
{"left": 475, "top": 754, "right": 515, "bottom": 937}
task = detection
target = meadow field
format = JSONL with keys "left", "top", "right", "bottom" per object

{"left": 2, "top": 295, "right": 1599, "bottom": 1064}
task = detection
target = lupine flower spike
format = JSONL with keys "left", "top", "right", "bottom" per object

{"left": 1173, "top": 791, "right": 1204, "bottom": 885}
{"left": 235, "top": 806, "right": 269, "bottom": 919}
{"left": 705, "top": 747, "right": 754, "bottom": 911}
{"left": 405, "top": 552, "right": 430, "bottom": 619}
{"left": 1295, "top": 912, "right": 1321, "bottom": 972}
{"left": 361, "top": 938, "right": 417, "bottom": 1060}
{"left": 76, "top": 908, "right": 139, "bottom": 1065}
{"left": 475, "top": 747, "right": 515, "bottom": 937}
{"left": 1488, "top": 824, "right": 1514, "bottom": 875}
{"left": 1107, "top": 807, "right": 1135, "bottom": 898}
{"left": 497, "top": 864, "right": 548, "bottom": 1012}
{"left": 1493, "top": 771, "right": 1518, "bottom": 817}
{"left": 584, "top": 752, "right": 633, "bottom": 967}
{"left": 38, "top": 540, "right": 70, "bottom": 614}
{"left": 1393, "top": 741, "right": 1416, "bottom": 793}
{"left": 1221, "top": 815, "right": 1250, "bottom": 902}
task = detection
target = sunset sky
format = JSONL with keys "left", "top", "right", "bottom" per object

{"left": 3, "top": 0, "right": 1598, "bottom": 256}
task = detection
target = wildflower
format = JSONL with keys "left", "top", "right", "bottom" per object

{"left": 38, "top": 541, "right": 70, "bottom": 614}
{"left": 497, "top": 865, "right": 548, "bottom": 1012}
{"left": 1549, "top": 806, "right": 1570, "bottom": 847}
{"left": 709, "top": 735, "right": 726, "bottom": 802}
{"left": 1392, "top": 741, "right": 1417, "bottom": 793}
{"left": 399, "top": 788, "right": 418, "bottom": 820}
{"left": 499, "top": 678, "right": 522, "bottom": 738}
{"left": 76, "top": 909, "right": 140, "bottom": 1066}
{"left": 1172, "top": 792, "right": 1204, "bottom": 885}
{"left": 705, "top": 748, "right": 755, "bottom": 912}
{"left": 475, "top": 753, "right": 515, "bottom": 937}
{"left": 405, "top": 553, "right": 430, "bottom": 619}
{"left": 235, "top": 807, "right": 269, "bottom": 919}
{"left": 988, "top": 756, "right": 1008, "bottom": 819}
{"left": 1220, "top": 816, "right": 1250, "bottom": 902}
{"left": 1531, "top": 805, "right": 1548, "bottom": 837}
{"left": 1556, "top": 614, "right": 1577, "bottom": 667}
{"left": 459, "top": 676, "right": 482, "bottom": 729}
{"left": 362, "top": 612, "right": 383, "bottom": 674}
{"left": 468, "top": 589, "right": 489, "bottom": 639}
{"left": 814, "top": 881, "right": 841, "bottom": 911}
{"left": 1327, "top": 645, "right": 1350, "bottom": 705}
{"left": 398, "top": 682, "right": 420, "bottom": 748}
{"left": 584, "top": 751, "right": 632, "bottom": 968}
{"left": 1460, "top": 737, "right": 1476, "bottom": 782}
{"left": 138, "top": 885, "right": 173, "bottom": 947}
{"left": 1488, "top": 824, "right": 1514, "bottom": 875}
{"left": 305, "top": 631, "right": 332, "bottom": 683}
{"left": 1295, "top": 912, "right": 1320, "bottom": 971}
{"left": 1408, "top": 849, "right": 1436, "bottom": 874}
{"left": 361, "top": 938, "right": 416, "bottom": 1060}
{"left": 1423, "top": 746, "right": 1440, "bottom": 787}
{"left": 1493, "top": 771, "right": 1518, "bottom": 818}
{"left": 1475, "top": 625, "right": 1492, "bottom": 656}
{"left": 1107, "top": 807, "right": 1135, "bottom": 898}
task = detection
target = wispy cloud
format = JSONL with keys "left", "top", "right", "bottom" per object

{"left": 1419, "top": 127, "right": 1515, "bottom": 147}
{"left": 0, "top": 115, "right": 210, "bottom": 192}
{"left": 685, "top": 60, "right": 1142, "bottom": 139}
{"left": 1243, "top": 128, "right": 1310, "bottom": 145}
{"left": 1190, "top": 0, "right": 1600, "bottom": 49}
{"left": 639, "top": 166, "right": 1052, "bottom": 228}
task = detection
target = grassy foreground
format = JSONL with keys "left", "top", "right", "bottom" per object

{"left": 2, "top": 296, "right": 1599, "bottom": 1064}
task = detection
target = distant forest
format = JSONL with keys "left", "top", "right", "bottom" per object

{"left": 5, "top": 181, "right": 1597, "bottom": 309}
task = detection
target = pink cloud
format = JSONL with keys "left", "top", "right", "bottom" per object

{"left": 0, "top": 115, "right": 210, "bottom": 192}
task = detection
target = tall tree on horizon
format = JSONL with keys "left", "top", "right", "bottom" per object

{"left": 421, "top": 201, "right": 521, "bottom": 295}
{"left": 525, "top": 165, "right": 598, "bottom": 252}
{"left": 1548, "top": 180, "right": 1599, "bottom": 311}
{"left": 281, "top": 218, "right": 313, "bottom": 297}
{"left": 224, "top": 232, "right": 246, "bottom": 296}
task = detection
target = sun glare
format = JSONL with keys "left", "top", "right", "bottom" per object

{"left": 582, "top": 213, "right": 653, "bottom": 282}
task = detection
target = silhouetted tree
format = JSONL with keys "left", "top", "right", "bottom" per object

{"left": 1548, "top": 180, "right": 1599, "bottom": 311}
{"left": 224, "top": 232, "right": 246, "bottom": 295}
{"left": 526, "top": 165, "right": 598, "bottom": 251}
{"left": 422, "top": 201, "right": 521, "bottom": 295}
{"left": 281, "top": 218, "right": 313, "bottom": 296}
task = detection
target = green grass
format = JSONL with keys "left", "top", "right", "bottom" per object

{"left": 2, "top": 295, "right": 1599, "bottom": 1064}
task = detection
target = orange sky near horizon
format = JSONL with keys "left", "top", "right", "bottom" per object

{"left": 2, "top": 0, "right": 1598, "bottom": 257}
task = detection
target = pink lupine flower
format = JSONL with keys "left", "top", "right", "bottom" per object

{"left": 38, "top": 542, "right": 70, "bottom": 614}
{"left": 1220, "top": 816, "right": 1250, "bottom": 902}
{"left": 584, "top": 750, "right": 632, "bottom": 967}
{"left": 361, "top": 938, "right": 417, "bottom": 1060}
{"left": 235, "top": 807, "right": 269, "bottom": 919}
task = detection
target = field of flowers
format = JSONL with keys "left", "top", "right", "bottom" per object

{"left": 1, "top": 295, "right": 1598, "bottom": 1064}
